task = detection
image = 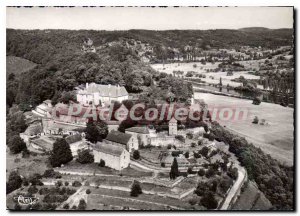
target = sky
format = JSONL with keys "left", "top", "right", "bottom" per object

{"left": 6, "top": 7, "right": 294, "bottom": 30}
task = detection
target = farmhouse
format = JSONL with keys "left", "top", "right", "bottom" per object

{"left": 93, "top": 143, "right": 130, "bottom": 170}
{"left": 76, "top": 83, "right": 129, "bottom": 106}
{"left": 65, "top": 134, "right": 88, "bottom": 157}
{"left": 105, "top": 130, "right": 138, "bottom": 153}
{"left": 125, "top": 126, "right": 151, "bottom": 146}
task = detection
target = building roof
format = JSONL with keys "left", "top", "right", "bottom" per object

{"left": 94, "top": 142, "right": 125, "bottom": 157}
{"left": 78, "top": 83, "right": 128, "bottom": 97}
{"left": 169, "top": 117, "right": 177, "bottom": 123}
{"left": 125, "top": 126, "right": 149, "bottom": 134}
{"left": 65, "top": 134, "right": 82, "bottom": 144}
{"left": 105, "top": 130, "right": 132, "bottom": 145}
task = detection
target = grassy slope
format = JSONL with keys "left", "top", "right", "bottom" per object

{"left": 6, "top": 56, "right": 37, "bottom": 76}
{"left": 194, "top": 92, "right": 294, "bottom": 166}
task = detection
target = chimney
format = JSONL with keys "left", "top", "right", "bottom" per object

{"left": 86, "top": 83, "right": 89, "bottom": 89}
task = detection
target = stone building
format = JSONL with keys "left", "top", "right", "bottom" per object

{"left": 93, "top": 143, "right": 130, "bottom": 170}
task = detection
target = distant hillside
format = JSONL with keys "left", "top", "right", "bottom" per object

{"left": 239, "top": 27, "right": 270, "bottom": 32}
{"left": 6, "top": 56, "right": 37, "bottom": 76}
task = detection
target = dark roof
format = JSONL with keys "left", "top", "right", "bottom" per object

{"left": 65, "top": 134, "right": 82, "bottom": 144}
{"left": 125, "top": 126, "right": 149, "bottom": 134}
{"left": 94, "top": 142, "right": 125, "bottom": 157}
{"left": 105, "top": 130, "right": 132, "bottom": 145}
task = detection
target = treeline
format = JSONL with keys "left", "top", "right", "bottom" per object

{"left": 210, "top": 122, "right": 294, "bottom": 210}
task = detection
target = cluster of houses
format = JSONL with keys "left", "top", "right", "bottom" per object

{"left": 21, "top": 83, "right": 204, "bottom": 171}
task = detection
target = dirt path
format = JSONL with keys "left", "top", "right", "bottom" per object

{"left": 220, "top": 167, "right": 246, "bottom": 210}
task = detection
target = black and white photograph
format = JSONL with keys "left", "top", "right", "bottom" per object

{"left": 5, "top": 6, "right": 295, "bottom": 211}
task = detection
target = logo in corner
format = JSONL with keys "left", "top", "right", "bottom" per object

{"left": 14, "top": 195, "right": 39, "bottom": 205}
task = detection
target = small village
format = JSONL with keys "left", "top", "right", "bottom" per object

{"left": 6, "top": 81, "right": 258, "bottom": 210}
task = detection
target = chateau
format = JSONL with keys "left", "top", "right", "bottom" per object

{"left": 76, "top": 83, "right": 129, "bottom": 106}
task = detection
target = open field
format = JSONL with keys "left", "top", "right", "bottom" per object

{"left": 151, "top": 62, "right": 263, "bottom": 88}
{"left": 195, "top": 92, "right": 294, "bottom": 166}
{"left": 6, "top": 56, "right": 37, "bottom": 76}
{"left": 6, "top": 149, "right": 49, "bottom": 180}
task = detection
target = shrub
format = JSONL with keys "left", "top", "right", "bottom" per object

{"left": 55, "top": 180, "right": 62, "bottom": 187}
{"left": 205, "top": 167, "right": 216, "bottom": 178}
{"left": 71, "top": 205, "right": 77, "bottom": 210}
{"left": 191, "top": 142, "right": 196, "bottom": 148}
{"left": 99, "top": 159, "right": 105, "bottom": 167}
{"left": 133, "top": 150, "right": 140, "bottom": 160}
{"left": 193, "top": 152, "right": 201, "bottom": 159}
{"left": 77, "top": 149, "right": 94, "bottom": 164}
{"left": 130, "top": 181, "right": 142, "bottom": 197}
{"left": 228, "top": 167, "right": 239, "bottom": 180}
{"left": 198, "top": 168, "right": 206, "bottom": 177}
{"left": 175, "top": 135, "right": 185, "bottom": 142}
{"left": 63, "top": 203, "right": 70, "bottom": 210}
{"left": 43, "top": 169, "right": 62, "bottom": 179}
{"left": 252, "top": 97, "right": 261, "bottom": 105}
{"left": 199, "top": 146, "right": 209, "bottom": 158}
{"left": 188, "top": 197, "right": 198, "bottom": 206}
{"left": 28, "top": 185, "right": 38, "bottom": 194}
{"left": 171, "top": 151, "right": 181, "bottom": 157}
{"left": 187, "top": 167, "right": 193, "bottom": 174}
{"left": 184, "top": 151, "right": 190, "bottom": 159}
{"left": 161, "top": 162, "right": 165, "bottom": 167}
{"left": 200, "top": 192, "right": 218, "bottom": 210}
{"left": 86, "top": 189, "right": 91, "bottom": 194}
{"left": 72, "top": 181, "right": 82, "bottom": 187}
{"left": 252, "top": 116, "right": 259, "bottom": 124}
{"left": 64, "top": 182, "right": 69, "bottom": 186}
{"left": 78, "top": 199, "right": 87, "bottom": 210}
{"left": 8, "top": 135, "right": 27, "bottom": 154}
{"left": 167, "top": 144, "right": 172, "bottom": 149}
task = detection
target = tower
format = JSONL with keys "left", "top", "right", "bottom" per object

{"left": 169, "top": 117, "right": 177, "bottom": 136}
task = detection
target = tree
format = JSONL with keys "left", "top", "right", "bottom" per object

{"left": 133, "top": 150, "right": 140, "bottom": 160}
{"left": 253, "top": 97, "right": 261, "bottom": 105}
{"left": 228, "top": 167, "right": 239, "bottom": 180}
{"left": 184, "top": 151, "right": 190, "bottom": 159}
{"left": 99, "top": 159, "right": 105, "bottom": 167}
{"left": 63, "top": 203, "right": 70, "bottom": 210}
{"left": 252, "top": 116, "right": 259, "bottom": 124}
{"left": 6, "top": 171, "right": 22, "bottom": 194}
{"left": 77, "top": 149, "right": 94, "bottom": 164}
{"left": 198, "top": 168, "right": 205, "bottom": 177}
{"left": 49, "top": 138, "right": 73, "bottom": 167}
{"left": 200, "top": 192, "right": 218, "bottom": 210}
{"left": 86, "top": 189, "right": 91, "bottom": 194}
{"left": 200, "top": 146, "right": 209, "bottom": 158}
{"left": 85, "top": 120, "right": 108, "bottom": 143}
{"left": 130, "top": 180, "right": 142, "bottom": 197}
{"left": 7, "top": 135, "right": 27, "bottom": 154}
{"left": 169, "top": 157, "right": 179, "bottom": 180}
{"left": 118, "top": 118, "right": 137, "bottom": 133}
{"left": 78, "top": 199, "right": 87, "bottom": 210}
